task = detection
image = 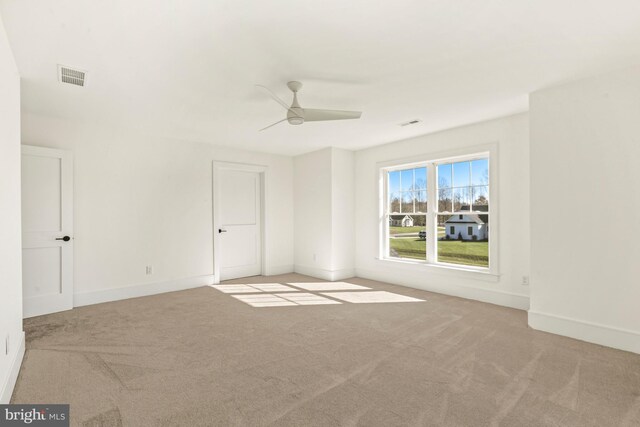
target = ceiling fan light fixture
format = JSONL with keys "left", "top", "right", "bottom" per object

{"left": 288, "top": 117, "right": 304, "bottom": 125}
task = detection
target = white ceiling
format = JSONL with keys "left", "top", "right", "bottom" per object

{"left": 2, "top": 0, "right": 640, "bottom": 156}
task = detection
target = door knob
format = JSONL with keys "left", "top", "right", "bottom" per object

{"left": 218, "top": 229, "right": 227, "bottom": 233}
{"left": 55, "top": 236, "right": 71, "bottom": 242}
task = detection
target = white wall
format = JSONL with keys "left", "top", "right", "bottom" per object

{"left": 0, "top": 12, "right": 24, "bottom": 403}
{"left": 529, "top": 66, "right": 640, "bottom": 354}
{"left": 330, "top": 148, "right": 355, "bottom": 278}
{"left": 355, "top": 114, "right": 530, "bottom": 309}
{"left": 293, "top": 147, "right": 355, "bottom": 280}
{"left": 21, "top": 112, "right": 294, "bottom": 306}
{"left": 294, "top": 148, "right": 333, "bottom": 278}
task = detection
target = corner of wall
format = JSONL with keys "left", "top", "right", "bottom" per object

{"left": 529, "top": 65, "right": 640, "bottom": 355}
{"left": 292, "top": 147, "right": 357, "bottom": 281}
{"left": 294, "top": 264, "right": 355, "bottom": 281}
{"left": 0, "top": 331, "right": 25, "bottom": 404}
{"left": 0, "top": 10, "right": 25, "bottom": 405}
{"left": 73, "top": 275, "right": 215, "bottom": 308}
{"left": 528, "top": 310, "right": 640, "bottom": 355}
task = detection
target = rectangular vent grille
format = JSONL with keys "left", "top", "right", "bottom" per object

{"left": 58, "top": 65, "right": 86, "bottom": 87}
{"left": 399, "top": 119, "right": 421, "bottom": 127}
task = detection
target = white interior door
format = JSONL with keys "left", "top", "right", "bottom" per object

{"left": 216, "top": 167, "right": 262, "bottom": 281}
{"left": 21, "top": 145, "right": 74, "bottom": 318}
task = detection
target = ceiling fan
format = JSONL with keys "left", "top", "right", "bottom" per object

{"left": 256, "top": 81, "right": 362, "bottom": 131}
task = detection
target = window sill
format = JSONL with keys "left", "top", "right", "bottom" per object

{"left": 374, "top": 257, "right": 500, "bottom": 283}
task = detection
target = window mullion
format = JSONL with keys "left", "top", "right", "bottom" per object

{"left": 382, "top": 169, "right": 389, "bottom": 259}
{"left": 426, "top": 163, "right": 437, "bottom": 264}
{"left": 412, "top": 169, "right": 416, "bottom": 213}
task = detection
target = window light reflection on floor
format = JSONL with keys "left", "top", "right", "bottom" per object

{"left": 276, "top": 293, "right": 341, "bottom": 305}
{"left": 231, "top": 293, "right": 342, "bottom": 307}
{"left": 244, "top": 283, "right": 299, "bottom": 292}
{"left": 210, "top": 283, "right": 299, "bottom": 293}
{"left": 210, "top": 285, "right": 259, "bottom": 293}
{"left": 214, "top": 282, "right": 426, "bottom": 307}
{"left": 321, "top": 291, "right": 424, "bottom": 304}
{"left": 286, "top": 282, "right": 371, "bottom": 291}
{"left": 230, "top": 294, "right": 297, "bottom": 307}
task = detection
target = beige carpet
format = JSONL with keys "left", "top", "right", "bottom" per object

{"left": 12, "top": 274, "right": 640, "bottom": 426}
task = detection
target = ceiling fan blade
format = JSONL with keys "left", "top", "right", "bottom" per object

{"left": 259, "top": 117, "right": 289, "bottom": 132}
{"left": 255, "top": 85, "right": 298, "bottom": 114}
{"left": 303, "top": 108, "right": 362, "bottom": 122}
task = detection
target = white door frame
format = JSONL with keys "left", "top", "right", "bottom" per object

{"left": 21, "top": 145, "right": 74, "bottom": 318}
{"left": 212, "top": 161, "right": 267, "bottom": 284}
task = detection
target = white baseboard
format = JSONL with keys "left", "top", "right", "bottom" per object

{"left": 294, "top": 265, "right": 356, "bottom": 282}
{"left": 74, "top": 274, "right": 215, "bottom": 307}
{"left": 528, "top": 310, "right": 640, "bottom": 354}
{"left": 355, "top": 267, "right": 529, "bottom": 310}
{"left": 264, "top": 264, "right": 295, "bottom": 276}
{"left": 1, "top": 331, "right": 25, "bottom": 404}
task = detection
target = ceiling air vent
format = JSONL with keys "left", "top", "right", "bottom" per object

{"left": 399, "top": 119, "right": 421, "bottom": 127}
{"left": 58, "top": 65, "right": 86, "bottom": 87}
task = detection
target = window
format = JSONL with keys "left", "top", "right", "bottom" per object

{"left": 381, "top": 152, "right": 492, "bottom": 271}
{"left": 437, "top": 157, "right": 489, "bottom": 267}
{"left": 387, "top": 166, "right": 427, "bottom": 260}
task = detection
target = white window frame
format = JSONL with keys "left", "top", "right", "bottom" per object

{"left": 377, "top": 143, "right": 499, "bottom": 278}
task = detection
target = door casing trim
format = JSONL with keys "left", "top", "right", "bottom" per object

{"left": 212, "top": 161, "right": 267, "bottom": 283}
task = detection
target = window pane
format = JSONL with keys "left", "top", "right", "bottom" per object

{"left": 437, "top": 164, "right": 452, "bottom": 189}
{"left": 401, "top": 169, "right": 414, "bottom": 191}
{"left": 437, "top": 214, "right": 489, "bottom": 268}
{"left": 472, "top": 186, "right": 489, "bottom": 211}
{"left": 437, "top": 214, "right": 451, "bottom": 227}
{"left": 412, "top": 214, "right": 426, "bottom": 227}
{"left": 471, "top": 159, "right": 489, "bottom": 186}
{"left": 389, "top": 215, "right": 415, "bottom": 234}
{"left": 414, "top": 167, "right": 427, "bottom": 190}
{"left": 401, "top": 192, "right": 413, "bottom": 213}
{"left": 389, "top": 192, "right": 400, "bottom": 213}
{"left": 438, "top": 188, "right": 452, "bottom": 212}
{"left": 453, "top": 161, "right": 470, "bottom": 188}
{"left": 416, "top": 190, "right": 427, "bottom": 213}
{"left": 389, "top": 170, "right": 401, "bottom": 193}
{"left": 453, "top": 187, "right": 471, "bottom": 211}
{"left": 388, "top": 215, "right": 426, "bottom": 260}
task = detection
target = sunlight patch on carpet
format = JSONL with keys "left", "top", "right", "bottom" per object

{"left": 210, "top": 285, "right": 260, "bottom": 293}
{"left": 275, "top": 293, "right": 342, "bottom": 305}
{"left": 287, "top": 282, "right": 371, "bottom": 291}
{"left": 210, "top": 283, "right": 299, "bottom": 294}
{"left": 230, "top": 294, "right": 297, "bottom": 307}
{"left": 231, "top": 293, "right": 342, "bottom": 307}
{"left": 321, "top": 291, "right": 424, "bottom": 304}
{"left": 246, "top": 283, "right": 299, "bottom": 292}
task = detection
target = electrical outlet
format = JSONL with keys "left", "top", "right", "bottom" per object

{"left": 313, "top": 253, "right": 317, "bottom": 262}
{"left": 5, "top": 334, "right": 9, "bottom": 356}
{"left": 146, "top": 265, "right": 153, "bottom": 275}
{"left": 521, "top": 275, "right": 530, "bottom": 286}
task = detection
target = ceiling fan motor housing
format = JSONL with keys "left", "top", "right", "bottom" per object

{"left": 287, "top": 87, "right": 304, "bottom": 125}
{"left": 287, "top": 107, "right": 304, "bottom": 125}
